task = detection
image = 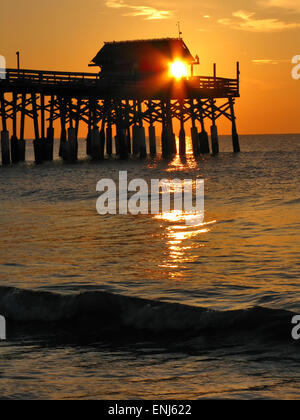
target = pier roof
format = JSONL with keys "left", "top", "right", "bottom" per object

{"left": 91, "top": 38, "right": 195, "bottom": 68}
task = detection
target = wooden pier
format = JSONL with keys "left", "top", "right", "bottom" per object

{"left": 0, "top": 38, "right": 240, "bottom": 165}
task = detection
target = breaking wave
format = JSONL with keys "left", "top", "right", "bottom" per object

{"left": 0, "top": 286, "right": 294, "bottom": 342}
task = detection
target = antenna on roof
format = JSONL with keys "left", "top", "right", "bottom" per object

{"left": 177, "top": 22, "right": 183, "bottom": 39}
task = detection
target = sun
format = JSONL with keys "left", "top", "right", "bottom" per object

{"left": 170, "top": 60, "right": 188, "bottom": 79}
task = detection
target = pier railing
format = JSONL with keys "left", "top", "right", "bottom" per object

{"left": 2, "top": 68, "right": 100, "bottom": 85}
{"left": 0, "top": 68, "right": 239, "bottom": 97}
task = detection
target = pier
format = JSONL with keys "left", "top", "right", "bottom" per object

{"left": 0, "top": 38, "right": 240, "bottom": 165}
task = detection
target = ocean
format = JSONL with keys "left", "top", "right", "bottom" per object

{"left": 0, "top": 133, "right": 299, "bottom": 400}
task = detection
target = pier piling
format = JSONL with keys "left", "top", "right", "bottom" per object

{"left": 67, "top": 127, "right": 77, "bottom": 162}
{"left": 1, "top": 131, "right": 10, "bottom": 165}
{"left": 229, "top": 98, "right": 240, "bottom": 153}
{"left": 19, "top": 93, "right": 26, "bottom": 162}
{"left": 149, "top": 125, "right": 156, "bottom": 157}
{"left": 179, "top": 100, "right": 186, "bottom": 156}
{"left": 90, "top": 128, "right": 101, "bottom": 160}
{"left": 210, "top": 100, "right": 219, "bottom": 155}
{"left": 106, "top": 122, "right": 112, "bottom": 156}
{"left": 132, "top": 125, "right": 139, "bottom": 156}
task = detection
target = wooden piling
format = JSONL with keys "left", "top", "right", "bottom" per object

{"left": 148, "top": 101, "right": 156, "bottom": 157}
{"left": 166, "top": 100, "right": 176, "bottom": 155}
{"left": 161, "top": 101, "right": 169, "bottom": 159}
{"left": 0, "top": 92, "right": 10, "bottom": 165}
{"left": 179, "top": 100, "right": 186, "bottom": 156}
{"left": 138, "top": 126, "right": 147, "bottom": 159}
{"left": 100, "top": 125, "right": 105, "bottom": 160}
{"left": 58, "top": 97, "right": 67, "bottom": 160}
{"left": 229, "top": 98, "right": 240, "bottom": 153}
{"left": 32, "top": 93, "right": 44, "bottom": 164}
{"left": 11, "top": 93, "right": 19, "bottom": 164}
{"left": 19, "top": 93, "right": 26, "bottom": 162}
{"left": 86, "top": 101, "right": 92, "bottom": 156}
{"left": 115, "top": 101, "right": 128, "bottom": 160}
{"left": 190, "top": 99, "right": 200, "bottom": 157}
{"left": 149, "top": 125, "right": 156, "bottom": 157}
{"left": 1, "top": 131, "right": 10, "bottom": 165}
{"left": 197, "top": 99, "right": 210, "bottom": 154}
{"left": 125, "top": 100, "right": 131, "bottom": 155}
{"left": 136, "top": 101, "right": 146, "bottom": 158}
{"left": 90, "top": 128, "right": 101, "bottom": 160}
{"left": 67, "top": 99, "right": 78, "bottom": 162}
{"left": 67, "top": 127, "right": 77, "bottom": 162}
{"left": 45, "top": 96, "right": 54, "bottom": 161}
{"left": 106, "top": 120, "right": 112, "bottom": 156}
{"left": 210, "top": 99, "right": 219, "bottom": 155}
{"left": 132, "top": 124, "right": 139, "bottom": 156}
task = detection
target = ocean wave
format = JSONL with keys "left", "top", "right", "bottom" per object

{"left": 0, "top": 287, "right": 295, "bottom": 343}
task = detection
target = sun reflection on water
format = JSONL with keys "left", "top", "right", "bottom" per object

{"left": 154, "top": 210, "right": 217, "bottom": 277}
{"left": 151, "top": 135, "right": 216, "bottom": 279}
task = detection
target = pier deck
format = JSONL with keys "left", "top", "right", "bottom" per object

{"left": 0, "top": 65, "right": 240, "bottom": 164}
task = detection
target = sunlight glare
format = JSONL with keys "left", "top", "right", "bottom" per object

{"left": 170, "top": 60, "right": 188, "bottom": 79}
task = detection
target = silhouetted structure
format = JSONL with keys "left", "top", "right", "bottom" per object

{"left": 0, "top": 37, "right": 240, "bottom": 164}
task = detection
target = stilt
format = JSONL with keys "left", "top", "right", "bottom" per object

{"left": 106, "top": 120, "right": 112, "bottom": 156}
{"left": 210, "top": 125, "right": 219, "bottom": 155}
{"left": 115, "top": 101, "right": 128, "bottom": 160}
{"left": 46, "top": 126, "right": 54, "bottom": 161}
{"left": 66, "top": 99, "right": 78, "bottom": 162}
{"left": 126, "top": 127, "right": 131, "bottom": 155}
{"left": 75, "top": 98, "right": 81, "bottom": 140}
{"left": 45, "top": 97, "right": 54, "bottom": 161}
{"left": 137, "top": 101, "right": 146, "bottom": 158}
{"left": 161, "top": 124, "right": 169, "bottom": 159}
{"left": 86, "top": 101, "right": 92, "bottom": 156}
{"left": 210, "top": 99, "right": 219, "bottom": 155}
{"left": 148, "top": 101, "right": 156, "bottom": 157}
{"left": 74, "top": 98, "right": 81, "bottom": 159}
{"left": 86, "top": 130, "right": 91, "bottom": 157}
{"left": 137, "top": 126, "right": 146, "bottom": 159}
{"left": 179, "top": 100, "right": 186, "bottom": 156}
{"left": 58, "top": 97, "right": 67, "bottom": 160}
{"left": 197, "top": 99, "right": 210, "bottom": 154}
{"left": 229, "top": 98, "right": 240, "bottom": 153}
{"left": 11, "top": 135, "right": 19, "bottom": 164}
{"left": 0, "top": 93, "right": 10, "bottom": 165}
{"left": 11, "top": 93, "right": 19, "bottom": 164}
{"left": 161, "top": 101, "right": 171, "bottom": 159}
{"left": 117, "top": 127, "right": 128, "bottom": 160}
{"left": 19, "top": 93, "right": 26, "bottom": 162}
{"left": 1, "top": 131, "right": 10, "bottom": 165}
{"left": 199, "top": 130, "right": 210, "bottom": 154}
{"left": 190, "top": 99, "right": 200, "bottom": 157}
{"left": 99, "top": 126, "right": 105, "bottom": 160}
{"left": 166, "top": 100, "right": 176, "bottom": 155}
{"left": 32, "top": 93, "right": 44, "bottom": 164}
{"left": 90, "top": 98, "right": 102, "bottom": 160}
{"left": 132, "top": 124, "right": 139, "bottom": 156}
{"left": 67, "top": 127, "right": 77, "bottom": 162}
{"left": 179, "top": 127, "right": 186, "bottom": 156}
{"left": 125, "top": 100, "right": 131, "bottom": 155}
{"left": 90, "top": 128, "right": 101, "bottom": 160}
{"left": 149, "top": 125, "right": 156, "bottom": 157}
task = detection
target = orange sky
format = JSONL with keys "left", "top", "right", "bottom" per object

{"left": 1, "top": 0, "right": 300, "bottom": 135}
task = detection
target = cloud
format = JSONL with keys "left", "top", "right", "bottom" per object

{"left": 105, "top": 0, "right": 172, "bottom": 20}
{"left": 252, "top": 58, "right": 290, "bottom": 64}
{"left": 252, "top": 59, "right": 279, "bottom": 64}
{"left": 261, "top": 0, "right": 300, "bottom": 12}
{"left": 219, "top": 9, "right": 300, "bottom": 32}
